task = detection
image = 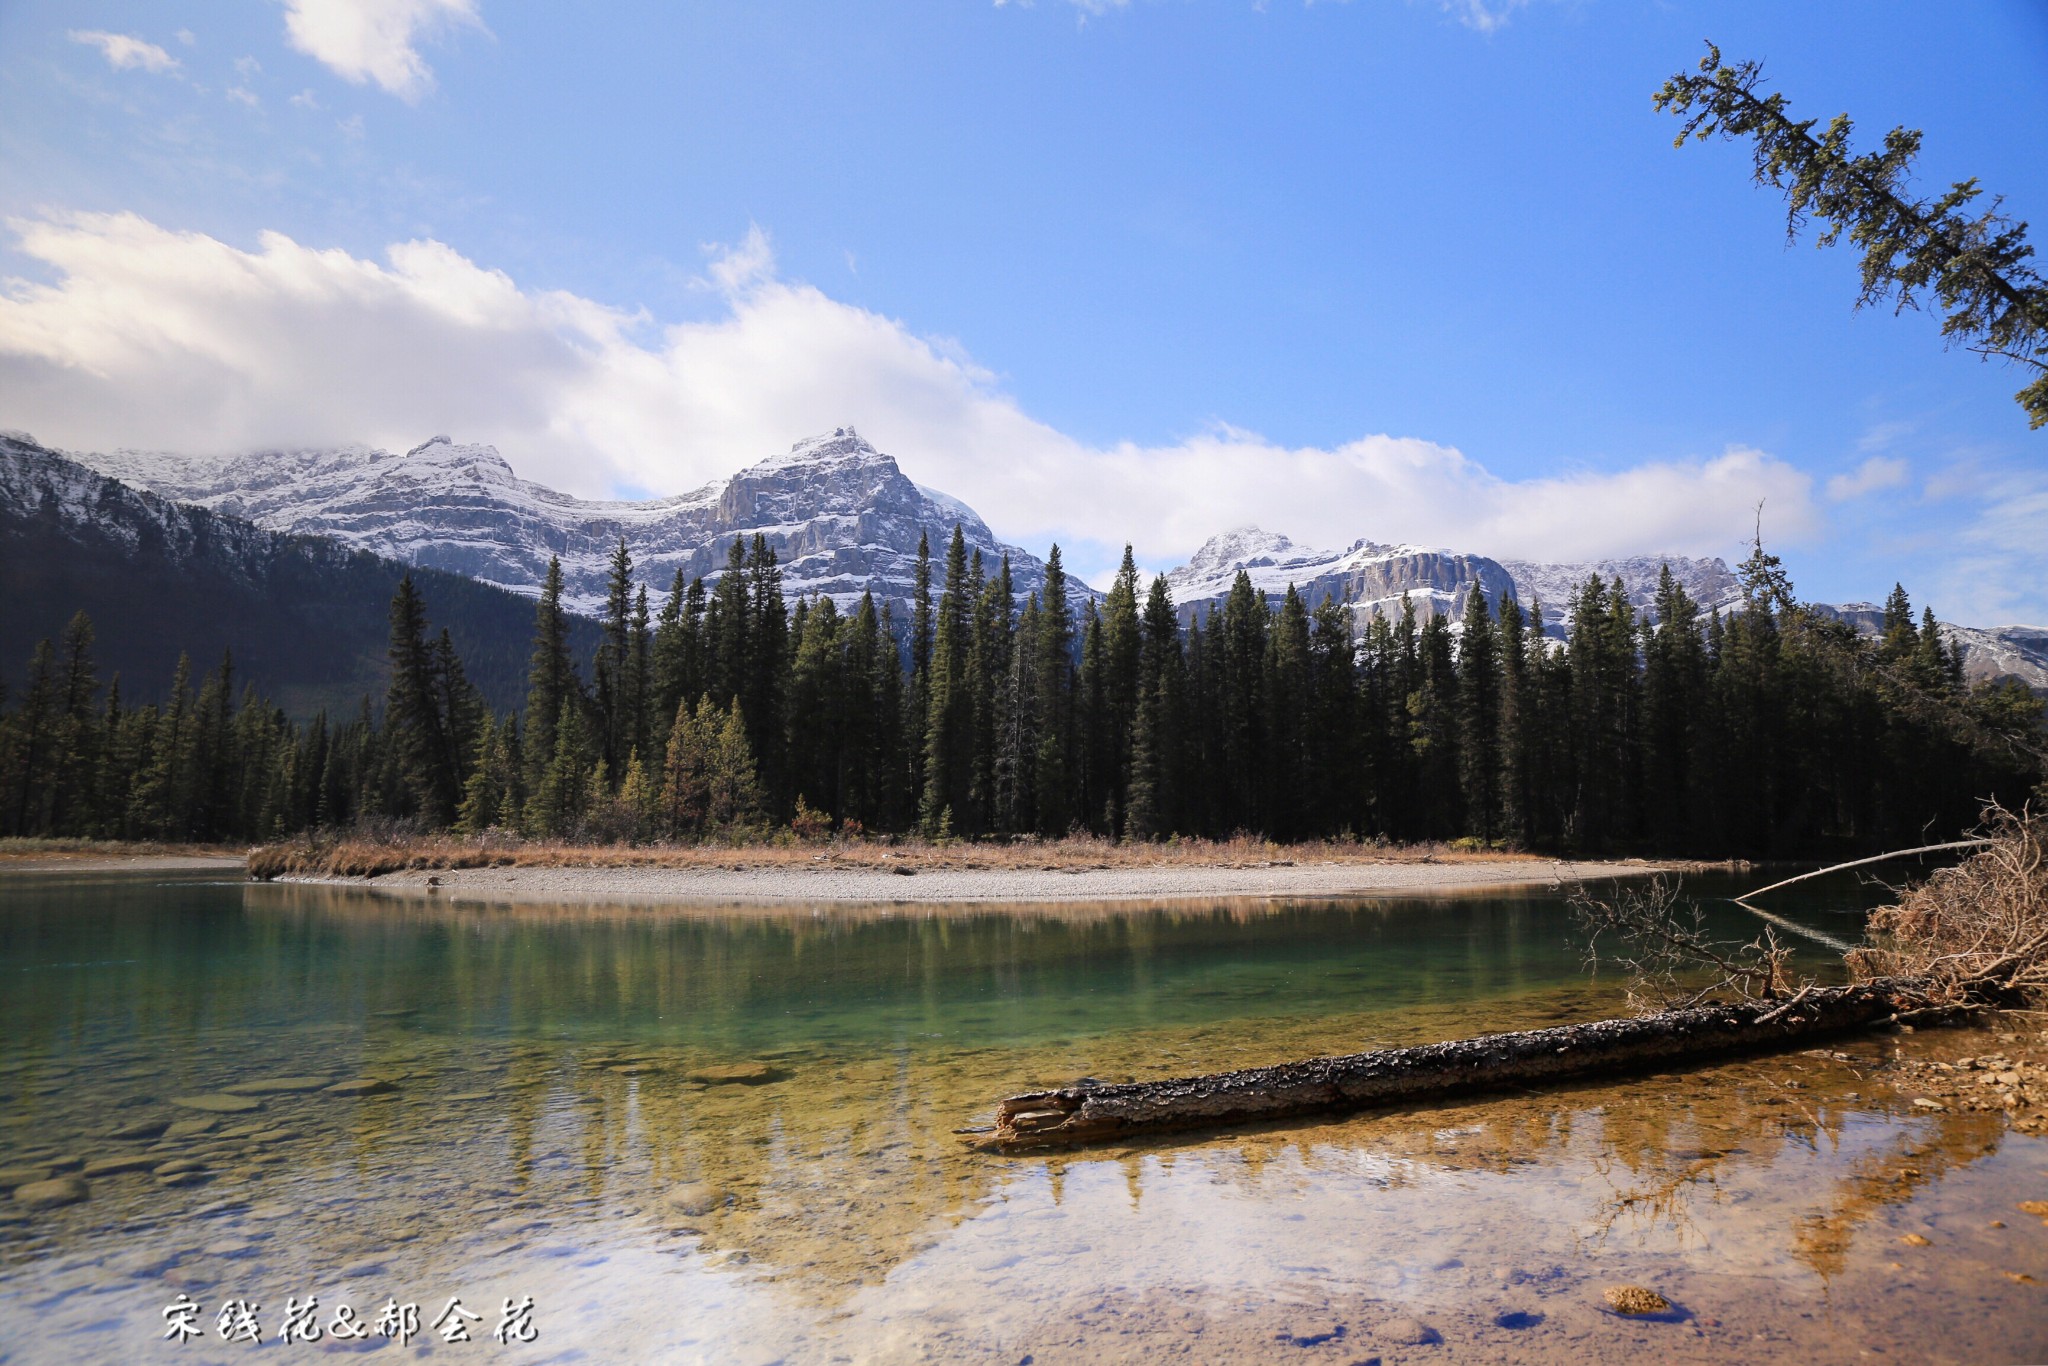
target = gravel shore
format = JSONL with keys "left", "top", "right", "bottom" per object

{"left": 300, "top": 857, "right": 1673, "bottom": 906}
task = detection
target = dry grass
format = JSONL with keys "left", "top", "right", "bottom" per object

{"left": 246, "top": 830, "right": 1557, "bottom": 882}
{"left": 1849, "top": 806, "right": 2048, "bottom": 1005}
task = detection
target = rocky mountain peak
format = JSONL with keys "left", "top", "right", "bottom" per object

{"left": 747, "top": 426, "right": 890, "bottom": 474}
{"left": 1166, "top": 526, "right": 1516, "bottom": 627}
{"left": 66, "top": 428, "right": 1052, "bottom": 616}
{"left": 1181, "top": 526, "right": 1301, "bottom": 576}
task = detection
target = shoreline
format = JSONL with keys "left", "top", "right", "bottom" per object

{"left": 0, "top": 853, "right": 246, "bottom": 873}
{"left": 279, "top": 856, "right": 1681, "bottom": 906}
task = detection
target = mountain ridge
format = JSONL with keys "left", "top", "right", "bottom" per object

{"left": 0, "top": 434, "right": 595, "bottom": 715}
{"left": 29, "top": 427, "right": 2048, "bottom": 691}
{"left": 74, "top": 428, "right": 1061, "bottom": 618}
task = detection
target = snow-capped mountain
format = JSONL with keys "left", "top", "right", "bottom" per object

{"left": 1164, "top": 527, "right": 1517, "bottom": 627}
{"left": 74, "top": 428, "right": 1056, "bottom": 616}
{"left": 0, "top": 433, "right": 581, "bottom": 712}
{"left": 33, "top": 422, "right": 2045, "bottom": 691}
{"left": 1499, "top": 554, "right": 1744, "bottom": 627}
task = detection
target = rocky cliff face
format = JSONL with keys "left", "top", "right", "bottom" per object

{"left": 1164, "top": 527, "right": 1518, "bottom": 628}
{"left": 1498, "top": 554, "right": 1744, "bottom": 630}
{"left": 74, "top": 428, "right": 1055, "bottom": 616}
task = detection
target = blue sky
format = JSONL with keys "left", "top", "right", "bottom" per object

{"left": 2, "top": 1, "right": 2044, "bottom": 620}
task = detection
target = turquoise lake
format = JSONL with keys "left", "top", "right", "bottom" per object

{"left": 1, "top": 869, "right": 2043, "bottom": 1364}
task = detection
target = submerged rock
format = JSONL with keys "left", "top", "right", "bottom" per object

{"left": 224, "top": 1077, "right": 332, "bottom": 1095}
{"left": 164, "top": 1118, "right": 219, "bottom": 1140}
{"left": 662, "top": 1182, "right": 728, "bottom": 1217}
{"left": 685, "top": 1062, "right": 785, "bottom": 1086}
{"left": 1602, "top": 1285, "right": 1672, "bottom": 1316}
{"left": 170, "top": 1094, "right": 262, "bottom": 1114}
{"left": 323, "top": 1078, "right": 398, "bottom": 1097}
{"left": 0, "top": 1166, "right": 53, "bottom": 1191}
{"left": 107, "top": 1118, "right": 170, "bottom": 1141}
{"left": 81, "top": 1155, "right": 159, "bottom": 1177}
{"left": 1380, "top": 1316, "right": 1440, "bottom": 1345}
{"left": 14, "top": 1176, "right": 90, "bottom": 1210}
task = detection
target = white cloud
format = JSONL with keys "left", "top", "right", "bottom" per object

{"left": 1826, "top": 455, "right": 1909, "bottom": 502}
{"left": 227, "top": 87, "right": 261, "bottom": 108}
{"left": 1440, "top": 0, "right": 1528, "bottom": 33}
{"left": 0, "top": 211, "right": 1815, "bottom": 570}
{"left": 69, "top": 30, "right": 180, "bottom": 74}
{"left": 281, "top": 0, "right": 482, "bottom": 102}
{"left": 290, "top": 88, "right": 323, "bottom": 110}
{"left": 703, "top": 225, "right": 775, "bottom": 294}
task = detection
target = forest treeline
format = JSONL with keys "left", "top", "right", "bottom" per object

{"left": 2, "top": 528, "right": 2040, "bottom": 856}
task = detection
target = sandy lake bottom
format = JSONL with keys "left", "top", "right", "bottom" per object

{"left": 2, "top": 871, "right": 2044, "bottom": 1364}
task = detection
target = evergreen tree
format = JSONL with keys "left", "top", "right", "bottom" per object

{"left": 744, "top": 535, "right": 787, "bottom": 806}
{"left": 386, "top": 577, "right": 465, "bottom": 826}
{"left": 1033, "top": 547, "right": 1075, "bottom": 835}
{"left": 1263, "top": 584, "right": 1311, "bottom": 840}
{"left": 524, "top": 557, "right": 576, "bottom": 793}
{"left": 1411, "top": 607, "right": 1461, "bottom": 838}
{"left": 49, "top": 613, "right": 101, "bottom": 836}
{"left": 1128, "top": 575, "right": 1185, "bottom": 840}
{"left": 708, "top": 702, "right": 764, "bottom": 829}
{"left": 1456, "top": 589, "right": 1500, "bottom": 844}
{"left": 1495, "top": 596, "right": 1531, "bottom": 847}
{"left": 786, "top": 595, "right": 844, "bottom": 822}
{"left": 1640, "top": 565, "right": 1707, "bottom": 849}
{"left": 967, "top": 555, "right": 1012, "bottom": 831}
{"left": 594, "top": 536, "right": 635, "bottom": 782}
{"left": 921, "top": 526, "right": 974, "bottom": 833}
{"left": 907, "top": 530, "right": 934, "bottom": 805}
{"left": 994, "top": 592, "right": 1039, "bottom": 834}
{"left": 657, "top": 697, "right": 716, "bottom": 837}
{"left": 1218, "top": 571, "right": 1270, "bottom": 834}
{"left": 526, "top": 698, "right": 593, "bottom": 838}
{"left": 5, "top": 640, "right": 58, "bottom": 834}
{"left": 709, "top": 537, "right": 751, "bottom": 711}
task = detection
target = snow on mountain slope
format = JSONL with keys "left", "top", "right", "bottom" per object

{"left": 76, "top": 428, "right": 1058, "bottom": 615}
{"left": 1164, "top": 526, "right": 1517, "bottom": 627}
{"left": 0, "top": 433, "right": 587, "bottom": 712}
{"left": 52, "top": 424, "right": 2044, "bottom": 689}
{"left": 1500, "top": 554, "right": 1745, "bottom": 629}
{"left": 1812, "top": 604, "right": 2048, "bottom": 690}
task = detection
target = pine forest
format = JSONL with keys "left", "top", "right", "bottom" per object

{"left": 3, "top": 527, "right": 2040, "bottom": 857}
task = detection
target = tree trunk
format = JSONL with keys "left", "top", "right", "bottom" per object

{"left": 978, "top": 980, "right": 1937, "bottom": 1152}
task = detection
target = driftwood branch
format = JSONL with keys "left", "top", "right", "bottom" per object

{"left": 975, "top": 981, "right": 1931, "bottom": 1152}
{"left": 1732, "top": 839, "right": 1992, "bottom": 904}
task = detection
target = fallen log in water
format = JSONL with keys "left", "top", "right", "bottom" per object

{"left": 979, "top": 980, "right": 1939, "bottom": 1152}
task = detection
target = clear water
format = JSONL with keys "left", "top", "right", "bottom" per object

{"left": 1, "top": 870, "right": 2043, "bottom": 1364}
